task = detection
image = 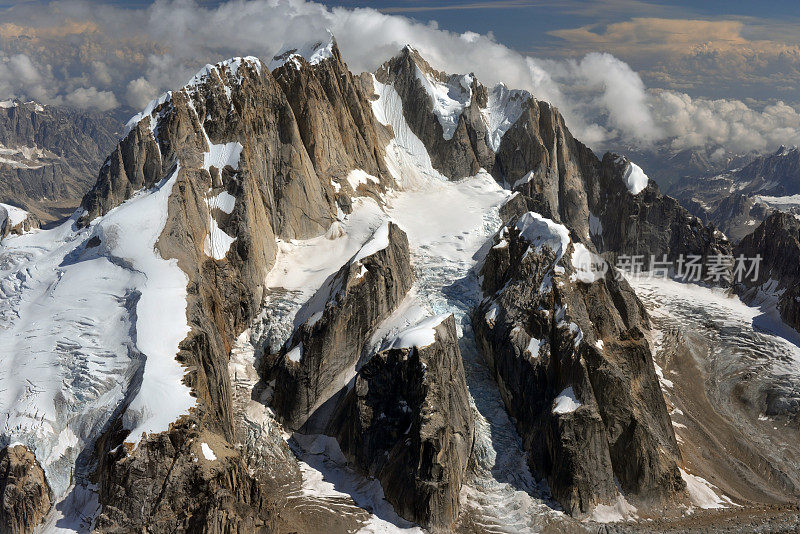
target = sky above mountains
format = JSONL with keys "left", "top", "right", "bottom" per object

{"left": 1, "top": 0, "right": 799, "bottom": 155}
{"left": 340, "top": 0, "right": 800, "bottom": 102}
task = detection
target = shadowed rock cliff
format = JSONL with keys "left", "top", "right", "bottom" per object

{"left": 473, "top": 212, "right": 685, "bottom": 515}
{"left": 328, "top": 314, "right": 474, "bottom": 531}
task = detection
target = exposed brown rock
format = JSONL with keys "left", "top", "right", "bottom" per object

{"left": 375, "top": 46, "right": 495, "bottom": 180}
{"left": 494, "top": 98, "right": 596, "bottom": 239}
{"left": 589, "top": 154, "right": 732, "bottom": 269}
{"left": 271, "top": 37, "right": 393, "bottom": 198}
{"left": 0, "top": 445, "right": 52, "bottom": 534}
{"left": 88, "top": 42, "right": 399, "bottom": 531}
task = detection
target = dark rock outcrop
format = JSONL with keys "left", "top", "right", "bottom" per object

{"left": 735, "top": 211, "right": 800, "bottom": 331}
{"left": 271, "top": 221, "right": 414, "bottom": 430}
{"left": 473, "top": 212, "right": 684, "bottom": 515}
{"left": 488, "top": 104, "right": 728, "bottom": 269}
{"left": 589, "top": 154, "right": 732, "bottom": 268}
{"left": 493, "top": 99, "right": 597, "bottom": 239}
{"left": 0, "top": 445, "right": 52, "bottom": 534}
{"left": 93, "top": 421, "right": 274, "bottom": 533}
{"left": 328, "top": 314, "right": 474, "bottom": 531}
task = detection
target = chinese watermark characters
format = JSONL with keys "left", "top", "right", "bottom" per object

{"left": 614, "top": 254, "right": 761, "bottom": 283}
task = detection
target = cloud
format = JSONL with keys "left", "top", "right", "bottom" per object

{"left": 0, "top": 0, "right": 798, "bottom": 156}
{"left": 548, "top": 17, "right": 800, "bottom": 100}
{"left": 379, "top": 1, "right": 539, "bottom": 14}
{"left": 539, "top": 52, "right": 661, "bottom": 144}
{"left": 126, "top": 77, "right": 157, "bottom": 109}
{"left": 651, "top": 92, "right": 800, "bottom": 153}
{"left": 64, "top": 86, "right": 119, "bottom": 111}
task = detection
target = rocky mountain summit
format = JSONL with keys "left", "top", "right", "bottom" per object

{"left": 329, "top": 314, "right": 473, "bottom": 531}
{"left": 0, "top": 445, "right": 52, "bottom": 534}
{"left": 0, "top": 32, "right": 793, "bottom": 534}
{"left": 735, "top": 211, "right": 800, "bottom": 332}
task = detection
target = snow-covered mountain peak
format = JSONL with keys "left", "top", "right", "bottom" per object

{"left": 124, "top": 56, "right": 264, "bottom": 138}
{"left": 184, "top": 56, "right": 263, "bottom": 91}
{"left": 382, "top": 45, "right": 531, "bottom": 149}
{"left": 0, "top": 99, "right": 45, "bottom": 112}
{"left": 269, "top": 29, "right": 336, "bottom": 70}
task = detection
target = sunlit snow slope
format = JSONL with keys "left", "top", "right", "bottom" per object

{"left": 0, "top": 170, "right": 194, "bottom": 508}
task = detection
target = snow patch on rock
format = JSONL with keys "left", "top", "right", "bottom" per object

{"left": 345, "top": 169, "right": 379, "bottom": 192}
{"left": 270, "top": 31, "right": 335, "bottom": 70}
{"left": 208, "top": 191, "right": 236, "bottom": 215}
{"left": 623, "top": 162, "right": 649, "bottom": 195}
{"left": 680, "top": 468, "right": 732, "bottom": 509}
{"left": 351, "top": 220, "right": 390, "bottom": 264}
{"left": 370, "top": 74, "right": 448, "bottom": 189}
{"left": 203, "top": 217, "right": 236, "bottom": 260}
{"left": 201, "top": 442, "right": 217, "bottom": 461}
{"left": 481, "top": 84, "right": 528, "bottom": 151}
{"left": 552, "top": 387, "right": 582, "bottom": 414}
{"left": 586, "top": 494, "right": 638, "bottom": 523}
{"left": 382, "top": 314, "right": 450, "bottom": 351}
{"left": 515, "top": 212, "right": 570, "bottom": 262}
{"left": 0, "top": 203, "right": 28, "bottom": 230}
{"left": 571, "top": 243, "right": 605, "bottom": 284}
{"left": 414, "top": 66, "right": 472, "bottom": 140}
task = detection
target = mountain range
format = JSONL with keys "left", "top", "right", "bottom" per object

{"left": 0, "top": 34, "right": 799, "bottom": 534}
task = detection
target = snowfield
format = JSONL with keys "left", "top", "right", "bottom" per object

{"left": 0, "top": 168, "right": 194, "bottom": 521}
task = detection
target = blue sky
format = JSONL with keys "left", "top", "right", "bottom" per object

{"left": 321, "top": 0, "right": 800, "bottom": 53}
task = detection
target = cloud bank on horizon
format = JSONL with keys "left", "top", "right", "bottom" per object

{"left": 1, "top": 0, "right": 798, "bottom": 155}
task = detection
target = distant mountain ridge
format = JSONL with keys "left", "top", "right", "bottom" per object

{"left": 0, "top": 99, "right": 121, "bottom": 222}
{"left": 670, "top": 146, "right": 800, "bottom": 241}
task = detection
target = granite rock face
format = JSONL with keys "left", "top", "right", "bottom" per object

{"left": 81, "top": 40, "right": 400, "bottom": 531}
{"left": 375, "top": 46, "right": 496, "bottom": 180}
{"left": 271, "top": 38, "right": 393, "bottom": 199}
{"left": 493, "top": 99, "right": 597, "bottom": 239}
{"left": 270, "top": 221, "right": 414, "bottom": 430}
{"left": 328, "top": 314, "right": 474, "bottom": 531}
{"left": 0, "top": 445, "right": 52, "bottom": 534}
{"left": 589, "top": 154, "right": 732, "bottom": 267}
{"left": 473, "top": 212, "right": 684, "bottom": 515}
